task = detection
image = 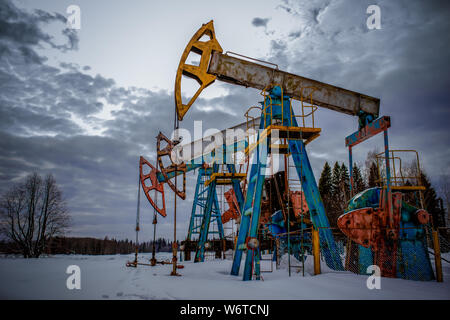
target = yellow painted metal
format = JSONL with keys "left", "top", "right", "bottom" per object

{"left": 175, "top": 20, "right": 223, "bottom": 121}
{"left": 312, "top": 228, "right": 321, "bottom": 275}
{"left": 297, "top": 86, "right": 319, "bottom": 128}
{"left": 204, "top": 173, "right": 247, "bottom": 186}
{"left": 244, "top": 127, "right": 270, "bottom": 157}
{"left": 270, "top": 144, "right": 289, "bottom": 152}
{"left": 432, "top": 230, "right": 443, "bottom": 282}
{"left": 390, "top": 186, "right": 426, "bottom": 191}
{"left": 244, "top": 125, "right": 321, "bottom": 157}
{"left": 269, "top": 125, "right": 321, "bottom": 137}
{"left": 375, "top": 149, "right": 425, "bottom": 208}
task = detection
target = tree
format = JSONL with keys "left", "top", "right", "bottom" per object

{"left": 331, "top": 162, "right": 342, "bottom": 198}
{"left": 0, "top": 173, "right": 70, "bottom": 258}
{"left": 352, "top": 164, "right": 366, "bottom": 194}
{"left": 318, "top": 162, "right": 332, "bottom": 196}
{"left": 438, "top": 175, "right": 450, "bottom": 226}
{"left": 367, "top": 162, "right": 380, "bottom": 188}
{"left": 364, "top": 148, "right": 379, "bottom": 179}
{"left": 421, "top": 172, "right": 446, "bottom": 228}
{"left": 326, "top": 162, "right": 351, "bottom": 228}
{"left": 340, "top": 163, "right": 350, "bottom": 203}
{"left": 318, "top": 162, "right": 333, "bottom": 217}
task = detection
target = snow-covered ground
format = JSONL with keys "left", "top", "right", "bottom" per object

{"left": 0, "top": 252, "right": 449, "bottom": 300}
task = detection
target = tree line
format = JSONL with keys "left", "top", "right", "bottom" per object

{"left": 0, "top": 236, "right": 176, "bottom": 255}
{"left": 0, "top": 172, "right": 178, "bottom": 257}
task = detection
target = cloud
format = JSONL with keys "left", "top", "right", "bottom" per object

{"left": 251, "top": 17, "right": 270, "bottom": 28}
{"left": 0, "top": 0, "right": 78, "bottom": 56}
{"left": 0, "top": 0, "right": 252, "bottom": 240}
{"left": 267, "top": 0, "right": 450, "bottom": 182}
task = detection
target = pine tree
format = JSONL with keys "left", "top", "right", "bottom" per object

{"left": 318, "top": 162, "right": 333, "bottom": 219}
{"left": 352, "top": 164, "right": 366, "bottom": 194}
{"left": 319, "top": 162, "right": 332, "bottom": 196}
{"left": 328, "top": 162, "right": 342, "bottom": 228}
{"left": 421, "top": 172, "right": 446, "bottom": 228}
{"left": 340, "top": 163, "right": 350, "bottom": 203}
{"left": 331, "top": 162, "right": 342, "bottom": 198}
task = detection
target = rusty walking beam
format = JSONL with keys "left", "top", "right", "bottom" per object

{"left": 208, "top": 51, "right": 380, "bottom": 118}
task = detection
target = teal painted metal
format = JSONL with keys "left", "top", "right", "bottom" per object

{"left": 187, "top": 167, "right": 223, "bottom": 242}
{"left": 226, "top": 164, "right": 245, "bottom": 214}
{"left": 273, "top": 85, "right": 343, "bottom": 271}
{"left": 289, "top": 139, "right": 344, "bottom": 271}
{"left": 346, "top": 187, "right": 381, "bottom": 212}
{"left": 242, "top": 133, "right": 268, "bottom": 280}
{"left": 358, "top": 246, "right": 374, "bottom": 274}
{"left": 233, "top": 86, "right": 343, "bottom": 280}
{"left": 193, "top": 163, "right": 245, "bottom": 263}
{"left": 231, "top": 128, "right": 265, "bottom": 276}
{"left": 397, "top": 202, "right": 434, "bottom": 280}
{"left": 195, "top": 164, "right": 222, "bottom": 262}
{"left": 230, "top": 145, "right": 264, "bottom": 276}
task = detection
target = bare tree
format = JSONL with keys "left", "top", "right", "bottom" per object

{"left": 0, "top": 173, "right": 70, "bottom": 257}
{"left": 364, "top": 148, "right": 380, "bottom": 181}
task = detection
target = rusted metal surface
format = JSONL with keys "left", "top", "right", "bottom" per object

{"left": 208, "top": 51, "right": 380, "bottom": 117}
{"left": 290, "top": 191, "right": 309, "bottom": 218}
{"left": 345, "top": 116, "right": 390, "bottom": 147}
{"left": 139, "top": 156, "right": 166, "bottom": 217}
{"left": 222, "top": 188, "right": 240, "bottom": 224}
{"left": 338, "top": 190, "right": 402, "bottom": 250}
{"left": 337, "top": 190, "right": 401, "bottom": 277}
{"left": 156, "top": 132, "right": 187, "bottom": 200}
{"left": 175, "top": 20, "right": 223, "bottom": 121}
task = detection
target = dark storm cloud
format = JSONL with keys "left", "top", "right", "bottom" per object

{"left": 0, "top": 0, "right": 78, "bottom": 54}
{"left": 288, "top": 31, "right": 301, "bottom": 39}
{"left": 251, "top": 17, "right": 270, "bottom": 28}
{"left": 277, "top": 0, "right": 331, "bottom": 24}
{"left": 0, "top": 0, "right": 150, "bottom": 239}
{"left": 268, "top": 0, "right": 450, "bottom": 183}
{"left": 0, "top": 0, "right": 238, "bottom": 239}
{"left": 0, "top": 104, "right": 81, "bottom": 136}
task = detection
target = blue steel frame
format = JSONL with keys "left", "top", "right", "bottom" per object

{"left": 187, "top": 167, "right": 224, "bottom": 242}
{"left": 194, "top": 163, "right": 245, "bottom": 262}
{"left": 345, "top": 116, "right": 392, "bottom": 222}
{"left": 231, "top": 87, "right": 344, "bottom": 280}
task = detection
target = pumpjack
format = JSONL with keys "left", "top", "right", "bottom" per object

{"left": 138, "top": 20, "right": 438, "bottom": 281}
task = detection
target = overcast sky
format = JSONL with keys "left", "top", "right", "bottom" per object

{"left": 1, "top": 0, "right": 449, "bottom": 240}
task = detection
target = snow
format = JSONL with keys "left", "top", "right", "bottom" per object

{"left": 0, "top": 252, "right": 449, "bottom": 300}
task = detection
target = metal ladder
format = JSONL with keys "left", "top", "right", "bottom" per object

{"left": 188, "top": 166, "right": 224, "bottom": 247}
